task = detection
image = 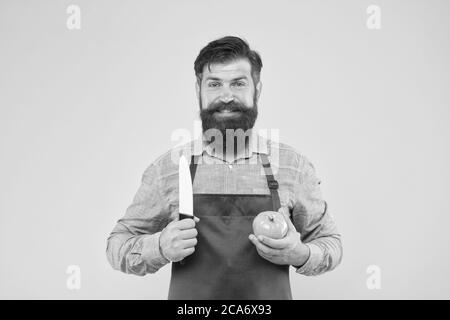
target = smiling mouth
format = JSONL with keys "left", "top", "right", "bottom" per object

{"left": 215, "top": 110, "right": 241, "bottom": 117}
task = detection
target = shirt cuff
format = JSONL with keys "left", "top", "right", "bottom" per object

{"left": 295, "top": 242, "right": 323, "bottom": 276}
{"left": 135, "top": 232, "right": 170, "bottom": 272}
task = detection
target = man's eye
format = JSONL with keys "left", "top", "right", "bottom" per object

{"left": 208, "top": 82, "right": 221, "bottom": 88}
{"left": 232, "top": 81, "right": 246, "bottom": 87}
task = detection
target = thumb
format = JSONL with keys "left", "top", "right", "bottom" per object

{"left": 278, "top": 206, "right": 296, "bottom": 231}
{"left": 278, "top": 206, "right": 289, "bottom": 217}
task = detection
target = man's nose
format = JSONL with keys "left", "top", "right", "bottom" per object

{"left": 219, "top": 87, "right": 234, "bottom": 103}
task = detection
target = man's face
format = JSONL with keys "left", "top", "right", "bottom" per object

{"left": 197, "top": 58, "right": 262, "bottom": 135}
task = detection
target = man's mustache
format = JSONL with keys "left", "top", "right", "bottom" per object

{"left": 205, "top": 101, "right": 250, "bottom": 113}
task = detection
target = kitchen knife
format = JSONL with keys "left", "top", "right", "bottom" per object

{"left": 178, "top": 154, "right": 195, "bottom": 265}
{"left": 178, "top": 154, "right": 194, "bottom": 220}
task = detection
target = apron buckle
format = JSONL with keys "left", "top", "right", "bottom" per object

{"left": 268, "top": 180, "right": 279, "bottom": 189}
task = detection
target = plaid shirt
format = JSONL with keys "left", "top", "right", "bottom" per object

{"left": 106, "top": 131, "right": 342, "bottom": 277}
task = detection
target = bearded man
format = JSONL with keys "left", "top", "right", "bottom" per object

{"left": 106, "top": 36, "right": 343, "bottom": 300}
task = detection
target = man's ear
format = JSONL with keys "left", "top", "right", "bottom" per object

{"left": 195, "top": 80, "right": 200, "bottom": 101}
{"left": 256, "top": 81, "right": 262, "bottom": 101}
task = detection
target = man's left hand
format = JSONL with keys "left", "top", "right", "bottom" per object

{"left": 249, "top": 207, "right": 310, "bottom": 267}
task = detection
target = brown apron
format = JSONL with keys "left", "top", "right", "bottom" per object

{"left": 168, "top": 153, "right": 292, "bottom": 299}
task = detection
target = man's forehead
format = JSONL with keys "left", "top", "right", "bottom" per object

{"left": 203, "top": 58, "right": 252, "bottom": 78}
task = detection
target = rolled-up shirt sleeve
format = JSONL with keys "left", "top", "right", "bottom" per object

{"left": 291, "top": 156, "right": 343, "bottom": 276}
{"left": 106, "top": 163, "right": 172, "bottom": 276}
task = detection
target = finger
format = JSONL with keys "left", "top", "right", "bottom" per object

{"left": 183, "top": 247, "right": 195, "bottom": 256}
{"left": 256, "top": 248, "right": 274, "bottom": 260}
{"left": 181, "top": 238, "right": 198, "bottom": 248}
{"left": 248, "top": 234, "right": 278, "bottom": 256}
{"left": 176, "top": 217, "right": 196, "bottom": 230}
{"left": 179, "top": 228, "right": 198, "bottom": 239}
{"left": 257, "top": 235, "right": 289, "bottom": 249}
{"left": 280, "top": 209, "right": 296, "bottom": 232}
{"left": 278, "top": 206, "right": 289, "bottom": 216}
{"left": 193, "top": 216, "right": 200, "bottom": 223}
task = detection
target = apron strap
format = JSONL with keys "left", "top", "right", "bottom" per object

{"left": 190, "top": 153, "right": 281, "bottom": 212}
{"left": 190, "top": 154, "right": 200, "bottom": 183}
{"left": 260, "top": 153, "right": 281, "bottom": 212}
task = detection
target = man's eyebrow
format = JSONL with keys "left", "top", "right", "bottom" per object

{"left": 204, "top": 76, "right": 249, "bottom": 81}
{"left": 230, "top": 76, "right": 249, "bottom": 81}
{"left": 204, "top": 77, "right": 222, "bottom": 81}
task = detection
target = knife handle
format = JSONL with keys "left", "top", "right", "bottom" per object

{"left": 179, "top": 213, "right": 194, "bottom": 221}
{"left": 178, "top": 213, "right": 194, "bottom": 265}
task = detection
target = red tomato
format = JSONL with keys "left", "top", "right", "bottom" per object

{"left": 252, "top": 211, "right": 288, "bottom": 239}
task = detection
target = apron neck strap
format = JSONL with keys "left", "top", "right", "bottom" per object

{"left": 259, "top": 153, "right": 281, "bottom": 211}
{"left": 190, "top": 154, "right": 200, "bottom": 184}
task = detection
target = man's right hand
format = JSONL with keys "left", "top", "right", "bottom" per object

{"left": 159, "top": 216, "right": 200, "bottom": 262}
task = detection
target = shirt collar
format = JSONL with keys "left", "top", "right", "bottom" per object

{"left": 192, "top": 129, "right": 269, "bottom": 159}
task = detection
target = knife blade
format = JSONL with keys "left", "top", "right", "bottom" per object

{"left": 178, "top": 154, "right": 194, "bottom": 220}
{"left": 178, "top": 154, "right": 195, "bottom": 265}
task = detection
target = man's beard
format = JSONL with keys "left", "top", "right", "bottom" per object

{"left": 198, "top": 96, "right": 258, "bottom": 156}
{"left": 199, "top": 97, "right": 258, "bottom": 137}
